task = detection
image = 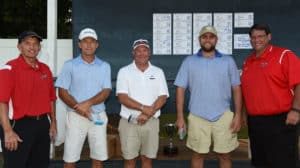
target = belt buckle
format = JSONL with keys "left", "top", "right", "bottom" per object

{"left": 36, "top": 115, "right": 40, "bottom": 120}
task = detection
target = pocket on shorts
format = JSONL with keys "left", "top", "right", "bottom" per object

{"left": 219, "top": 110, "right": 234, "bottom": 127}
{"left": 99, "top": 112, "right": 108, "bottom": 125}
{"left": 65, "top": 112, "right": 82, "bottom": 129}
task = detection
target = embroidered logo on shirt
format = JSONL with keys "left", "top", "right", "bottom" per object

{"left": 149, "top": 75, "right": 155, "bottom": 80}
{"left": 41, "top": 74, "right": 48, "bottom": 79}
{"left": 260, "top": 62, "right": 268, "bottom": 68}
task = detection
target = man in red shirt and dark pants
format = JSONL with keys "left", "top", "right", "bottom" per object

{"left": 241, "top": 23, "right": 300, "bottom": 168}
{"left": 0, "top": 31, "right": 57, "bottom": 168}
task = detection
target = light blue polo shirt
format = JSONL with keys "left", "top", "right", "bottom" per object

{"left": 55, "top": 55, "right": 111, "bottom": 113}
{"left": 174, "top": 49, "right": 240, "bottom": 121}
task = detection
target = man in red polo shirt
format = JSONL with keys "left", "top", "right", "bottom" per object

{"left": 0, "top": 31, "right": 57, "bottom": 168}
{"left": 241, "top": 23, "right": 300, "bottom": 168}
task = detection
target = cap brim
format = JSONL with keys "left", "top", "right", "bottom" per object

{"left": 200, "top": 31, "right": 217, "bottom": 37}
{"left": 30, "top": 35, "right": 42, "bottom": 41}
{"left": 18, "top": 35, "right": 42, "bottom": 44}
{"left": 133, "top": 44, "right": 150, "bottom": 50}
{"left": 79, "top": 35, "right": 97, "bottom": 40}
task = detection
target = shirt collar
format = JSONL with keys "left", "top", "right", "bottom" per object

{"left": 196, "top": 49, "right": 222, "bottom": 57}
{"left": 249, "top": 45, "right": 272, "bottom": 61}
{"left": 132, "top": 61, "right": 152, "bottom": 71}
{"left": 18, "top": 55, "right": 41, "bottom": 70}
{"left": 76, "top": 55, "right": 102, "bottom": 65}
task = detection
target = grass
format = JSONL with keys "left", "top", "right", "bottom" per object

{"left": 159, "top": 113, "right": 248, "bottom": 139}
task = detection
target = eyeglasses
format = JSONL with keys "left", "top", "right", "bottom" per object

{"left": 250, "top": 34, "right": 267, "bottom": 40}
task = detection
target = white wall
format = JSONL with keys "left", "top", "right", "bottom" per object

{"left": 0, "top": 39, "right": 73, "bottom": 146}
{"left": 0, "top": 39, "right": 73, "bottom": 76}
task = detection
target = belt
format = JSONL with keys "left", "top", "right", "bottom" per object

{"left": 24, "top": 114, "right": 48, "bottom": 120}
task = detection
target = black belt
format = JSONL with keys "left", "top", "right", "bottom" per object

{"left": 24, "top": 114, "right": 48, "bottom": 120}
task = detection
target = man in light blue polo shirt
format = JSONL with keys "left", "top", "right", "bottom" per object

{"left": 55, "top": 28, "right": 111, "bottom": 168}
{"left": 174, "top": 25, "right": 242, "bottom": 168}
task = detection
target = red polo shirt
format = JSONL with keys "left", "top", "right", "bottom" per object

{"left": 241, "top": 45, "right": 300, "bottom": 116}
{"left": 0, "top": 55, "right": 57, "bottom": 119}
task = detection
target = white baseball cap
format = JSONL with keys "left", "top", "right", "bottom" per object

{"left": 132, "top": 39, "right": 150, "bottom": 50}
{"left": 78, "top": 28, "right": 98, "bottom": 40}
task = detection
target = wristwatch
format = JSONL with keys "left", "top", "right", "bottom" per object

{"left": 291, "top": 107, "right": 300, "bottom": 113}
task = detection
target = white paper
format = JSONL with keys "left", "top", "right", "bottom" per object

{"left": 173, "top": 13, "right": 192, "bottom": 55}
{"left": 234, "top": 34, "right": 252, "bottom": 49}
{"left": 234, "top": 12, "right": 254, "bottom": 28}
{"left": 193, "top": 13, "right": 212, "bottom": 54}
{"left": 153, "top": 14, "right": 172, "bottom": 55}
{"left": 214, "top": 13, "right": 233, "bottom": 55}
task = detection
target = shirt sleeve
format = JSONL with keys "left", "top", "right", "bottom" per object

{"left": 281, "top": 51, "right": 300, "bottom": 88}
{"left": 174, "top": 58, "right": 189, "bottom": 88}
{"left": 116, "top": 68, "right": 128, "bottom": 95}
{"left": 47, "top": 69, "right": 57, "bottom": 101}
{"left": 0, "top": 65, "right": 13, "bottom": 102}
{"left": 55, "top": 61, "right": 72, "bottom": 89}
{"left": 102, "top": 62, "right": 112, "bottom": 89}
{"left": 158, "top": 69, "right": 169, "bottom": 97}
{"left": 228, "top": 56, "right": 241, "bottom": 86}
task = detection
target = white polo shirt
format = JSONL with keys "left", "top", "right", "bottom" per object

{"left": 116, "top": 61, "right": 169, "bottom": 119}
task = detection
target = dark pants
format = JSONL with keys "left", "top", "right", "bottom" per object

{"left": 0, "top": 115, "right": 50, "bottom": 168}
{"left": 248, "top": 112, "right": 299, "bottom": 168}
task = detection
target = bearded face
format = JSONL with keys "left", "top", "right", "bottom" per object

{"left": 200, "top": 42, "right": 216, "bottom": 52}
{"left": 199, "top": 33, "right": 218, "bottom": 53}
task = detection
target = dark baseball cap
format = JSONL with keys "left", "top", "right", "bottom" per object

{"left": 18, "top": 31, "right": 42, "bottom": 44}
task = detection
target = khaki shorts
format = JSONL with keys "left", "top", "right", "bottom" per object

{"left": 63, "top": 112, "right": 108, "bottom": 162}
{"left": 118, "top": 118, "right": 159, "bottom": 160}
{"left": 187, "top": 110, "right": 239, "bottom": 154}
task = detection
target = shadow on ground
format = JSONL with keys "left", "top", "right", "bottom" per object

{"left": 49, "top": 160, "right": 254, "bottom": 168}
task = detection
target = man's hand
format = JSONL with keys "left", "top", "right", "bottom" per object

{"left": 74, "top": 101, "right": 91, "bottom": 118}
{"left": 141, "top": 105, "right": 155, "bottom": 118}
{"left": 175, "top": 116, "right": 186, "bottom": 130}
{"left": 4, "top": 129, "right": 23, "bottom": 151}
{"left": 231, "top": 114, "right": 242, "bottom": 133}
{"left": 137, "top": 113, "right": 150, "bottom": 125}
{"left": 241, "top": 111, "right": 248, "bottom": 128}
{"left": 49, "top": 121, "right": 57, "bottom": 142}
{"left": 286, "top": 111, "right": 300, "bottom": 125}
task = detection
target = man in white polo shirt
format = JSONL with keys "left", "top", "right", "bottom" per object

{"left": 116, "top": 39, "right": 169, "bottom": 168}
